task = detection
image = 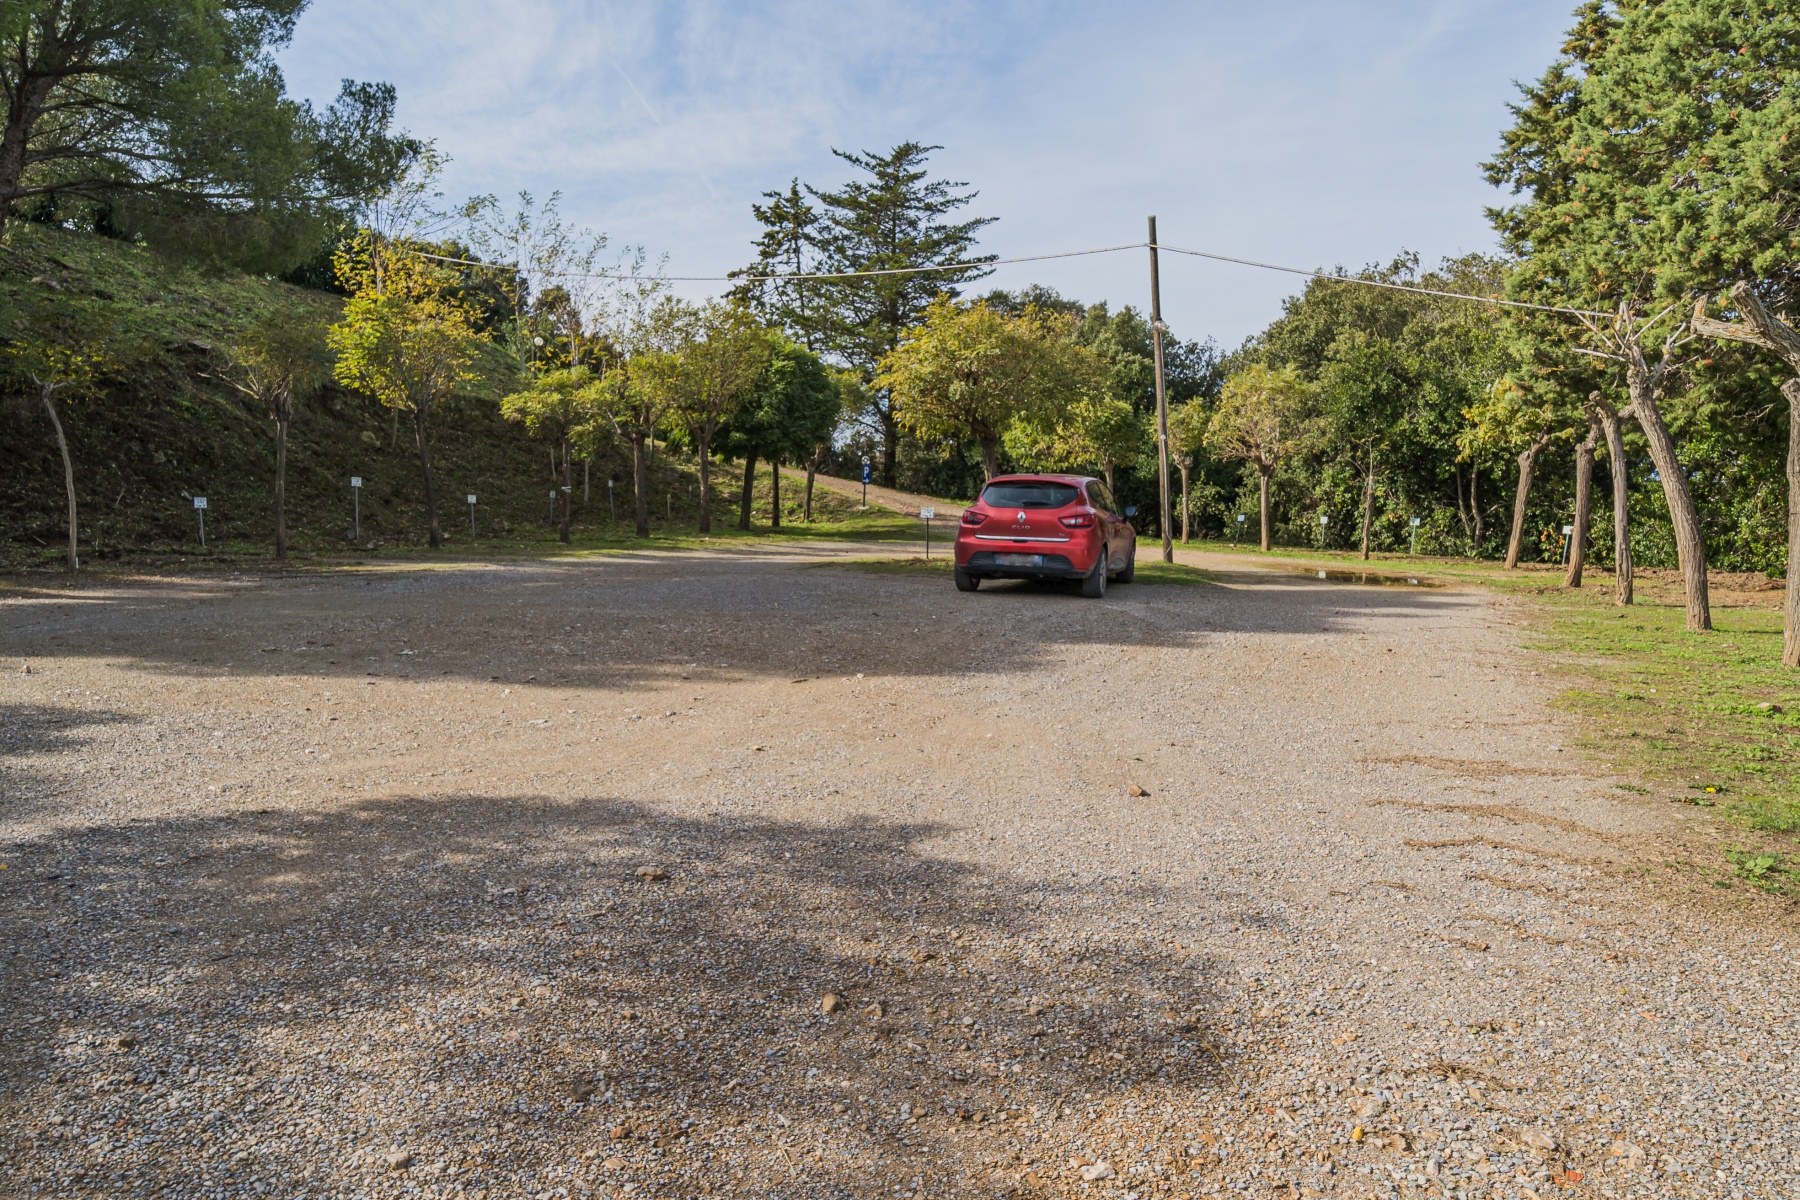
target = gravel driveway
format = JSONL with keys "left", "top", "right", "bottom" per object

{"left": 1, "top": 546, "right": 1793, "bottom": 1200}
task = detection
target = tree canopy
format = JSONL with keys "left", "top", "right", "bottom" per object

{"left": 1, "top": 0, "right": 416, "bottom": 271}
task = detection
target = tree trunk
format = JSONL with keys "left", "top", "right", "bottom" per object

{"left": 697, "top": 430, "right": 715, "bottom": 533}
{"left": 1257, "top": 464, "right": 1273, "bottom": 552}
{"left": 1598, "top": 405, "right": 1633, "bottom": 606}
{"left": 559, "top": 437, "right": 571, "bottom": 543}
{"left": 804, "top": 452, "right": 819, "bottom": 523}
{"left": 1628, "top": 373, "right": 1710, "bottom": 631}
{"left": 879, "top": 409, "right": 898, "bottom": 487}
{"left": 738, "top": 454, "right": 756, "bottom": 531}
{"left": 1471, "top": 466, "right": 1484, "bottom": 550}
{"left": 274, "top": 412, "right": 289, "bottom": 560}
{"left": 1179, "top": 463, "right": 1190, "bottom": 542}
{"left": 1360, "top": 443, "right": 1375, "bottom": 561}
{"left": 632, "top": 432, "right": 649, "bottom": 538}
{"left": 978, "top": 437, "right": 999, "bottom": 481}
{"left": 1103, "top": 464, "right": 1115, "bottom": 493}
{"left": 1504, "top": 434, "right": 1552, "bottom": 569}
{"left": 39, "top": 384, "right": 78, "bottom": 570}
{"left": 1453, "top": 462, "right": 1473, "bottom": 540}
{"left": 1784, "top": 379, "right": 1800, "bottom": 667}
{"left": 1566, "top": 420, "right": 1597, "bottom": 588}
{"left": 1692, "top": 286, "right": 1800, "bottom": 661}
{"left": 412, "top": 407, "right": 441, "bottom": 548}
{"left": 770, "top": 455, "right": 782, "bottom": 530}
{"left": 0, "top": 71, "right": 56, "bottom": 210}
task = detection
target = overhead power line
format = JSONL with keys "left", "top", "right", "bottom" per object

{"left": 410, "top": 240, "right": 1609, "bottom": 319}
{"left": 412, "top": 243, "right": 1142, "bottom": 281}
{"left": 1154, "top": 243, "right": 1610, "bottom": 318}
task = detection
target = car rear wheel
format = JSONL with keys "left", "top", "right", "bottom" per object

{"left": 954, "top": 566, "right": 980, "bottom": 592}
{"left": 1116, "top": 545, "right": 1136, "bottom": 583}
{"left": 1080, "top": 547, "right": 1108, "bottom": 598}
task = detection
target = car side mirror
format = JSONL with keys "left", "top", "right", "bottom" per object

{"left": 1124, "top": 505, "right": 1137, "bottom": 518}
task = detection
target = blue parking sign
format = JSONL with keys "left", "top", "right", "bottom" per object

{"left": 862, "top": 462, "right": 872, "bottom": 484}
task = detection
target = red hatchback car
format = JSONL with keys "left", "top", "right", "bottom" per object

{"left": 953, "top": 474, "right": 1138, "bottom": 597}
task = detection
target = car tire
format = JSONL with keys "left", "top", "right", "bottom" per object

{"left": 954, "top": 567, "right": 980, "bottom": 593}
{"left": 1080, "top": 547, "right": 1108, "bottom": 598}
{"left": 1117, "top": 546, "right": 1136, "bottom": 583}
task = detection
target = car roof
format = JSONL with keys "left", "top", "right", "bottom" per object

{"left": 982, "top": 474, "right": 1096, "bottom": 486}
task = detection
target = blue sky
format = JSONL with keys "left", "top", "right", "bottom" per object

{"left": 278, "top": 0, "right": 1575, "bottom": 349}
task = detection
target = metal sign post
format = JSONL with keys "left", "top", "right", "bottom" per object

{"left": 920, "top": 507, "right": 935, "bottom": 558}
{"left": 1235, "top": 513, "right": 1246, "bottom": 545}
{"left": 549, "top": 490, "right": 557, "bottom": 526}
{"left": 1410, "top": 515, "right": 1421, "bottom": 556}
{"left": 350, "top": 477, "right": 361, "bottom": 540}
{"left": 467, "top": 494, "right": 478, "bottom": 537}
{"left": 1561, "top": 523, "right": 1575, "bottom": 565}
{"left": 193, "top": 496, "right": 208, "bottom": 547}
{"left": 861, "top": 457, "right": 871, "bottom": 508}
{"left": 607, "top": 479, "right": 615, "bottom": 524}
{"left": 1319, "top": 512, "right": 1329, "bottom": 549}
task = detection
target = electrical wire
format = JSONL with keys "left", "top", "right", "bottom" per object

{"left": 412, "top": 242, "right": 1144, "bottom": 281}
{"left": 412, "top": 239, "right": 1610, "bottom": 319}
{"left": 1154, "top": 243, "right": 1611, "bottom": 318}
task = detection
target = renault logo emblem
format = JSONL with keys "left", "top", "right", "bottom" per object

{"left": 1015, "top": 511, "right": 1028, "bottom": 523}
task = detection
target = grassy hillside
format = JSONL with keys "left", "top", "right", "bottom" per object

{"left": 0, "top": 223, "right": 901, "bottom": 567}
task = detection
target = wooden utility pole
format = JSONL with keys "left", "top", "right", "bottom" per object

{"left": 1148, "top": 216, "right": 1173, "bottom": 563}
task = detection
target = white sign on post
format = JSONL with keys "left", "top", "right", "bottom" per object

{"left": 919, "top": 507, "right": 935, "bottom": 520}
{"left": 350, "top": 476, "right": 362, "bottom": 488}
{"left": 193, "top": 496, "right": 207, "bottom": 509}
{"left": 1411, "top": 517, "right": 1421, "bottom": 527}
{"left": 1562, "top": 525, "right": 1574, "bottom": 535}
{"left": 468, "top": 494, "right": 478, "bottom": 505}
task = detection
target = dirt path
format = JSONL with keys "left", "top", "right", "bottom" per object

{"left": 1, "top": 548, "right": 1791, "bottom": 1200}
{"left": 781, "top": 468, "right": 966, "bottom": 521}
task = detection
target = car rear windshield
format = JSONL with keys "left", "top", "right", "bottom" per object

{"left": 981, "top": 482, "right": 1081, "bottom": 509}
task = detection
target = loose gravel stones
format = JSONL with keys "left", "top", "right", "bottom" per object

{"left": 1, "top": 548, "right": 1795, "bottom": 1199}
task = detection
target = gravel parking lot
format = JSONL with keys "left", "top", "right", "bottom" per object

{"left": 1, "top": 545, "right": 1794, "bottom": 1200}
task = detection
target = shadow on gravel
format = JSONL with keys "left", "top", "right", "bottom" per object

{"left": 0, "top": 553, "right": 1472, "bottom": 694}
{"left": 0, "top": 703, "right": 134, "bottom": 822}
{"left": 1, "top": 796, "right": 1240, "bottom": 1198}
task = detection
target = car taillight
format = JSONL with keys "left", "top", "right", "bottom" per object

{"left": 1060, "top": 512, "right": 1096, "bottom": 528}
{"left": 960, "top": 510, "right": 987, "bottom": 526}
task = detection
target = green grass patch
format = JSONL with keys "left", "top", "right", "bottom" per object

{"left": 823, "top": 555, "right": 955, "bottom": 576}
{"left": 1131, "top": 560, "right": 1216, "bottom": 586}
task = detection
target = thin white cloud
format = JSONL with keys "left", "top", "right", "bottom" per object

{"left": 279, "top": 0, "right": 1572, "bottom": 344}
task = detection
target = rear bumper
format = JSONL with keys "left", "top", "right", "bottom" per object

{"left": 958, "top": 549, "right": 1089, "bottom": 580}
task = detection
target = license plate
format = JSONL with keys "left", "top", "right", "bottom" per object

{"left": 996, "top": 553, "right": 1044, "bottom": 567}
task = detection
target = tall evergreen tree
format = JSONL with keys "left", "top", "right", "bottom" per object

{"left": 727, "top": 181, "right": 821, "bottom": 349}
{"left": 796, "top": 143, "right": 996, "bottom": 485}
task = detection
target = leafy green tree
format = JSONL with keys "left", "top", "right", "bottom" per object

{"left": 797, "top": 143, "right": 996, "bottom": 485}
{"left": 1317, "top": 332, "right": 1412, "bottom": 560}
{"left": 880, "top": 297, "right": 1085, "bottom": 481}
{"left": 1458, "top": 379, "right": 1566, "bottom": 569}
{"left": 721, "top": 338, "right": 839, "bottom": 530}
{"left": 642, "top": 301, "right": 773, "bottom": 532}
{"left": 2, "top": 291, "right": 123, "bottom": 568}
{"left": 1008, "top": 395, "right": 1144, "bottom": 493}
{"left": 0, "top": 2, "right": 415, "bottom": 271}
{"left": 1205, "top": 364, "right": 1315, "bottom": 551}
{"left": 223, "top": 311, "right": 332, "bottom": 559}
{"left": 1169, "top": 399, "right": 1209, "bottom": 542}
{"left": 587, "top": 284, "right": 679, "bottom": 537}
{"left": 327, "top": 237, "right": 487, "bottom": 548}
{"left": 500, "top": 367, "right": 605, "bottom": 542}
